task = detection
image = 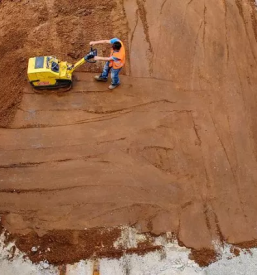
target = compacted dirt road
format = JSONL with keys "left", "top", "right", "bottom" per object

{"left": 1, "top": 0, "right": 257, "bottom": 266}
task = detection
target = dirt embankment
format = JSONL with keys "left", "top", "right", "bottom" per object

{"left": 1, "top": 0, "right": 257, "bottom": 268}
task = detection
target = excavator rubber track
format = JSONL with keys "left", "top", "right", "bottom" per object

{"left": 31, "top": 80, "right": 72, "bottom": 94}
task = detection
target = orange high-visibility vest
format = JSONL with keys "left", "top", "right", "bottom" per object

{"left": 109, "top": 40, "right": 126, "bottom": 69}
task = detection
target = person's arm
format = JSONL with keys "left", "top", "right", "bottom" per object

{"left": 89, "top": 38, "right": 120, "bottom": 46}
{"left": 89, "top": 40, "right": 111, "bottom": 46}
{"left": 94, "top": 56, "right": 112, "bottom": 61}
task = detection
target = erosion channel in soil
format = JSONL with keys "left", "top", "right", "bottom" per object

{"left": 1, "top": 0, "right": 257, "bottom": 267}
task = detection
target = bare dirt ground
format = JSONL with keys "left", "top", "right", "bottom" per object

{"left": 1, "top": 0, "right": 257, "bottom": 268}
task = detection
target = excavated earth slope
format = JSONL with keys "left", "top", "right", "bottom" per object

{"left": 1, "top": 0, "right": 257, "bottom": 266}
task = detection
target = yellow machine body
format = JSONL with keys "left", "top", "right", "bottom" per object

{"left": 27, "top": 56, "right": 85, "bottom": 90}
{"left": 27, "top": 48, "right": 97, "bottom": 90}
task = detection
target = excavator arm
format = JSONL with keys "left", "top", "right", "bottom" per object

{"left": 71, "top": 57, "right": 86, "bottom": 72}
{"left": 69, "top": 48, "right": 98, "bottom": 73}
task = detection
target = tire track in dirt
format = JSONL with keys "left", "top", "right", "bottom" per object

{"left": 10, "top": 99, "right": 178, "bottom": 128}
{"left": 0, "top": 154, "right": 102, "bottom": 168}
{"left": 16, "top": 99, "right": 177, "bottom": 114}
{"left": 129, "top": 9, "right": 139, "bottom": 52}
{"left": 222, "top": 0, "right": 230, "bottom": 63}
{"left": 136, "top": 0, "right": 153, "bottom": 74}
{"left": 0, "top": 185, "right": 151, "bottom": 195}
{"left": 10, "top": 112, "right": 131, "bottom": 129}
{"left": 235, "top": 0, "right": 257, "bottom": 64}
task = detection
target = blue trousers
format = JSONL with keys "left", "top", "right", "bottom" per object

{"left": 100, "top": 61, "right": 122, "bottom": 85}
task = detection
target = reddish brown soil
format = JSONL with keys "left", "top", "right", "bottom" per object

{"left": 2, "top": 223, "right": 163, "bottom": 265}
{"left": 1, "top": 0, "right": 257, "bottom": 268}
{"left": 230, "top": 246, "right": 241, "bottom": 257}
{"left": 189, "top": 249, "right": 218, "bottom": 267}
{"left": 5, "top": 227, "right": 123, "bottom": 264}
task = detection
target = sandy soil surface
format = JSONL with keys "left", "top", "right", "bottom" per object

{"left": 1, "top": 0, "right": 257, "bottom": 268}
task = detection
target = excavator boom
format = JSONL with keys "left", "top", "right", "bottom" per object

{"left": 70, "top": 47, "right": 98, "bottom": 73}
{"left": 70, "top": 57, "right": 86, "bottom": 73}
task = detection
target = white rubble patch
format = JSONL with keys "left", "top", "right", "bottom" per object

{"left": 1, "top": 229, "right": 257, "bottom": 274}
{"left": 66, "top": 261, "right": 93, "bottom": 275}
{"left": 0, "top": 232, "right": 58, "bottom": 275}
{"left": 113, "top": 226, "right": 147, "bottom": 249}
{"left": 205, "top": 245, "right": 257, "bottom": 275}
{"left": 68, "top": 246, "right": 257, "bottom": 275}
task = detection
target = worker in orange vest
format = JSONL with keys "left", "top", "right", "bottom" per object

{"left": 89, "top": 38, "right": 126, "bottom": 90}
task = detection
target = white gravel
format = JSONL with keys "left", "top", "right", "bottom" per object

{"left": 0, "top": 233, "right": 57, "bottom": 275}
{"left": 1, "top": 230, "right": 257, "bottom": 275}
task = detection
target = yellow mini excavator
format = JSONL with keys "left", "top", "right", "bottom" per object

{"left": 27, "top": 48, "right": 97, "bottom": 91}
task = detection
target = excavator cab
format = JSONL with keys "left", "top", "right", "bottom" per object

{"left": 51, "top": 61, "right": 59, "bottom": 73}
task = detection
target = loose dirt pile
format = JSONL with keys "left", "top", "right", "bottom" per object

{"left": 1, "top": 0, "right": 257, "bottom": 268}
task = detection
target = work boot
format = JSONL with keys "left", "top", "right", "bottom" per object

{"left": 94, "top": 76, "right": 108, "bottom": 82}
{"left": 109, "top": 83, "right": 120, "bottom": 90}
